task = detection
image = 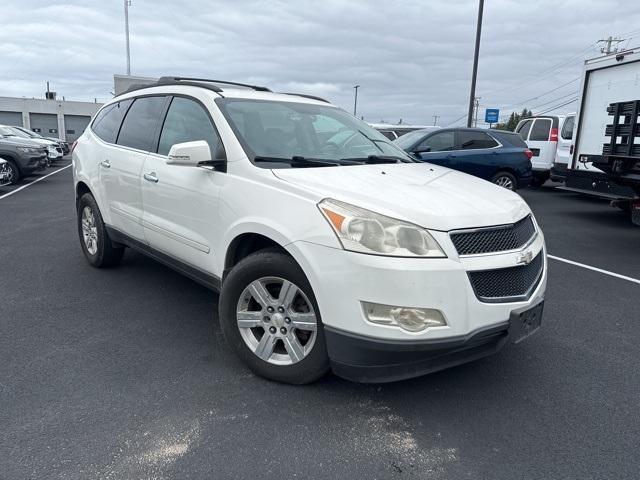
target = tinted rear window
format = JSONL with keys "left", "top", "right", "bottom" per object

{"left": 492, "top": 131, "right": 528, "bottom": 148}
{"left": 459, "top": 130, "right": 498, "bottom": 149}
{"left": 92, "top": 99, "right": 133, "bottom": 143}
{"left": 530, "top": 119, "right": 552, "bottom": 141}
{"left": 117, "top": 96, "right": 166, "bottom": 151}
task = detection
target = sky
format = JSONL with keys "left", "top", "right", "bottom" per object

{"left": 2, "top": 0, "right": 640, "bottom": 127}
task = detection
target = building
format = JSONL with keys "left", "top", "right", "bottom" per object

{"left": 113, "top": 74, "right": 157, "bottom": 96}
{"left": 0, "top": 96, "right": 102, "bottom": 143}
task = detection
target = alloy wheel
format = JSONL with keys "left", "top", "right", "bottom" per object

{"left": 81, "top": 206, "right": 99, "bottom": 255}
{"left": 494, "top": 175, "right": 515, "bottom": 190}
{"left": 236, "top": 276, "right": 318, "bottom": 365}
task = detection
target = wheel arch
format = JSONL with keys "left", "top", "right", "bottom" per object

{"left": 223, "top": 232, "right": 291, "bottom": 279}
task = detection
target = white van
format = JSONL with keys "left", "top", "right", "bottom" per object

{"left": 515, "top": 114, "right": 575, "bottom": 185}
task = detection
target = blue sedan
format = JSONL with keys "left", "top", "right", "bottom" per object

{"left": 393, "top": 127, "right": 533, "bottom": 190}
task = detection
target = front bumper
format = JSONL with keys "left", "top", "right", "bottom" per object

{"left": 326, "top": 301, "right": 543, "bottom": 383}
{"left": 288, "top": 229, "right": 546, "bottom": 382}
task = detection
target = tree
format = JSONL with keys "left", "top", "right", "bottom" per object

{"left": 495, "top": 108, "right": 532, "bottom": 131}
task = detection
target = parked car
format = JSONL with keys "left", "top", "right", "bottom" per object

{"left": 0, "top": 126, "right": 48, "bottom": 184}
{"left": 0, "top": 158, "right": 11, "bottom": 187}
{"left": 515, "top": 114, "right": 575, "bottom": 186}
{"left": 370, "top": 123, "right": 440, "bottom": 140}
{"left": 12, "top": 126, "right": 69, "bottom": 155}
{"left": 394, "top": 127, "right": 533, "bottom": 191}
{"left": 1, "top": 125, "right": 63, "bottom": 165}
{"left": 73, "top": 76, "right": 547, "bottom": 384}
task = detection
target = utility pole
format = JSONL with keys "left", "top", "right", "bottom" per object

{"left": 124, "top": 0, "right": 131, "bottom": 75}
{"left": 598, "top": 36, "right": 624, "bottom": 55}
{"left": 432, "top": 114, "right": 439, "bottom": 126}
{"left": 353, "top": 85, "right": 360, "bottom": 116}
{"left": 467, "top": 0, "right": 484, "bottom": 128}
{"left": 473, "top": 97, "right": 480, "bottom": 127}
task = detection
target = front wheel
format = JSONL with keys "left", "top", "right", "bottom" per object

{"left": 492, "top": 171, "right": 517, "bottom": 191}
{"left": 219, "top": 249, "right": 329, "bottom": 384}
{"left": 5, "top": 160, "right": 21, "bottom": 185}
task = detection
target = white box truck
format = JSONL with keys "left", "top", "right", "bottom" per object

{"left": 551, "top": 47, "right": 640, "bottom": 216}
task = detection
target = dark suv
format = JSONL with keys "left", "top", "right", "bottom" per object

{"left": 394, "top": 127, "right": 534, "bottom": 190}
{"left": 0, "top": 126, "right": 48, "bottom": 184}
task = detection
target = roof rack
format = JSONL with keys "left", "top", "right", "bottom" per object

{"left": 157, "top": 76, "right": 272, "bottom": 92}
{"left": 281, "top": 93, "right": 330, "bottom": 103}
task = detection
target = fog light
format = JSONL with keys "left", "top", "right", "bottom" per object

{"left": 362, "top": 302, "right": 446, "bottom": 332}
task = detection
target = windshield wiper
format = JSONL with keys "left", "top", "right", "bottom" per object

{"left": 254, "top": 156, "right": 340, "bottom": 168}
{"left": 339, "top": 155, "right": 406, "bottom": 164}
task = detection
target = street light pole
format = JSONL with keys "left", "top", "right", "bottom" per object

{"left": 124, "top": 0, "right": 131, "bottom": 75}
{"left": 353, "top": 85, "right": 360, "bottom": 116}
{"left": 467, "top": 0, "right": 484, "bottom": 128}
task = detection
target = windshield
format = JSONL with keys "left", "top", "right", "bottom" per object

{"left": 0, "top": 126, "right": 17, "bottom": 137}
{"left": 216, "top": 98, "right": 412, "bottom": 167}
{"left": 393, "top": 129, "right": 432, "bottom": 150}
{"left": 6, "top": 127, "right": 31, "bottom": 138}
{"left": 17, "top": 127, "right": 40, "bottom": 138}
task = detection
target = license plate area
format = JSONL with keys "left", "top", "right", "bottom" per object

{"left": 509, "top": 301, "right": 543, "bottom": 343}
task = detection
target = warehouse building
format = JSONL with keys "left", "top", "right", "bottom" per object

{"left": 0, "top": 95, "right": 102, "bottom": 143}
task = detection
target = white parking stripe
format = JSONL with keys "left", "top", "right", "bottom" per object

{"left": 0, "top": 164, "right": 72, "bottom": 200}
{"left": 548, "top": 254, "right": 640, "bottom": 285}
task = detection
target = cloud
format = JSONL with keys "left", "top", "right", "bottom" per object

{"left": 1, "top": 0, "right": 639, "bottom": 125}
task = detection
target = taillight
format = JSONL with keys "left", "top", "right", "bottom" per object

{"left": 70, "top": 140, "right": 78, "bottom": 153}
{"left": 550, "top": 128, "right": 559, "bottom": 142}
{"left": 524, "top": 149, "right": 533, "bottom": 160}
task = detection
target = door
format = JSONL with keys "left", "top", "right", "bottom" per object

{"left": 100, "top": 95, "right": 167, "bottom": 241}
{"left": 413, "top": 130, "right": 457, "bottom": 166}
{"left": 453, "top": 130, "right": 501, "bottom": 180}
{"left": 141, "top": 96, "right": 225, "bottom": 270}
{"left": 555, "top": 115, "right": 574, "bottom": 167}
{"left": 525, "top": 118, "right": 555, "bottom": 171}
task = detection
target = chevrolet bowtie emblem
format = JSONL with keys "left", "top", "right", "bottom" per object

{"left": 517, "top": 250, "right": 534, "bottom": 265}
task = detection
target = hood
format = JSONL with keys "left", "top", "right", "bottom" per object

{"left": 272, "top": 163, "right": 530, "bottom": 231}
{"left": 0, "top": 136, "right": 46, "bottom": 148}
{"left": 21, "top": 137, "right": 55, "bottom": 146}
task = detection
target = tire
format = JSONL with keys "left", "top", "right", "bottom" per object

{"left": 219, "top": 248, "right": 330, "bottom": 384}
{"left": 77, "top": 193, "right": 124, "bottom": 268}
{"left": 5, "top": 160, "right": 21, "bottom": 185}
{"left": 491, "top": 171, "right": 517, "bottom": 191}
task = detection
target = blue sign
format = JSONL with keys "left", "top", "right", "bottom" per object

{"left": 485, "top": 108, "right": 499, "bottom": 123}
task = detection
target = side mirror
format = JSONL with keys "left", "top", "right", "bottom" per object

{"left": 166, "top": 141, "right": 212, "bottom": 166}
{"left": 413, "top": 146, "right": 431, "bottom": 154}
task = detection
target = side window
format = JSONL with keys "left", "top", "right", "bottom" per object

{"left": 91, "top": 99, "right": 132, "bottom": 143}
{"left": 561, "top": 116, "right": 575, "bottom": 140}
{"left": 459, "top": 131, "right": 499, "bottom": 150}
{"left": 417, "top": 131, "right": 455, "bottom": 152}
{"left": 158, "top": 97, "right": 222, "bottom": 157}
{"left": 516, "top": 119, "right": 533, "bottom": 140}
{"left": 116, "top": 96, "right": 167, "bottom": 151}
{"left": 529, "top": 119, "right": 552, "bottom": 141}
{"left": 379, "top": 131, "right": 396, "bottom": 140}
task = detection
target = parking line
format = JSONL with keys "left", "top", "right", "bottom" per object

{"left": 0, "top": 164, "right": 72, "bottom": 200}
{"left": 548, "top": 254, "right": 640, "bottom": 285}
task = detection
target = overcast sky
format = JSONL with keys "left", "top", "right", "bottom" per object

{"left": 2, "top": 0, "right": 640, "bottom": 126}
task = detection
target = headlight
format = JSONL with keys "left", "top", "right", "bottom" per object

{"left": 17, "top": 146, "right": 39, "bottom": 154}
{"left": 318, "top": 198, "right": 446, "bottom": 257}
{"left": 362, "top": 302, "right": 447, "bottom": 332}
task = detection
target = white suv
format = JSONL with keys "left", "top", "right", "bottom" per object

{"left": 73, "top": 77, "right": 547, "bottom": 384}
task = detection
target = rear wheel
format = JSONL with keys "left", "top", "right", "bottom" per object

{"left": 77, "top": 193, "right": 124, "bottom": 268}
{"left": 531, "top": 171, "right": 550, "bottom": 187}
{"left": 219, "top": 249, "right": 329, "bottom": 384}
{"left": 492, "top": 171, "right": 517, "bottom": 191}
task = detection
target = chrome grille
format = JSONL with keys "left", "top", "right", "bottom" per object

{"left": 468, "top": 252, "right": 543, "bottom": 303}
{"left": 450, "top": 215, "right": 536, "bottom": 256}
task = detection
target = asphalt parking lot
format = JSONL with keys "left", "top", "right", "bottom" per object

{"left": 1, "top": 161, "right": 638, "bottom": 480}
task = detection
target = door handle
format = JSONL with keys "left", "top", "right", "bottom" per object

{"left": 100, "top": 159, "right": 111, "bottom": 168}
{"left": 143, "top": 172, "right": 158, "bottom": 183}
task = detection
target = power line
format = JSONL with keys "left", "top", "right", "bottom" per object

{"left": 535, "top": 97, "right": 578, "bottom": 116}
{"left": 504, "top": 77, "right": 580, "bottom": 109}
{"left": 530, "top": 90, "right": 579, "bottom": 111}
